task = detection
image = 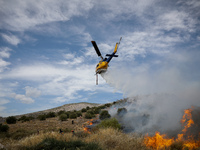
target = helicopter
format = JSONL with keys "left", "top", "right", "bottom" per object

{"left": 91, "top": 37, "right": 122, "bottom": 85}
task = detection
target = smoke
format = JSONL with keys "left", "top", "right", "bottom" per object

{"left": 101, "top": 63, "right": 200, "bottom": 136}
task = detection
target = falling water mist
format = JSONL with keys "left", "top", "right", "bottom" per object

{"left": 101, "top": 65, "right": 200, "bottom": 137}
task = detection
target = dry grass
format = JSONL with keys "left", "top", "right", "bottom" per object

{"left": 6, "top": 128, "right": 147, "bottom": 150}
{"left": 85, "top": 128, "right": 147, "bottom": 150}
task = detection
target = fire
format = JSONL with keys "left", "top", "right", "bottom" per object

{"left": 144, "top": 132, "right": 174, "bottom": 149}
{"left": 144, "top": 107, "right": 200, "bottom": 150}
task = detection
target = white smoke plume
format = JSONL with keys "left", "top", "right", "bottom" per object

{"left": 101, "top": 62, "right": 200, "bottom": 136}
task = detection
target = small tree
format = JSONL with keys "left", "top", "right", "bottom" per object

{"left": 37, "top": 114, "right": 46, "bottom": 121}
{"left": 46, "top": 112, "right": 56, "bottom": 118}
{"left": 81, "top": 108, "right": 87, "bottom": 112}
{"left": 99, "top": 110, "right": 111, "bottom": 120}
{"left": 6, "top": 116, "right": 17, "bottom": 124}
{"left": 59, "top": 114, "right": 68, "bottom": 121}
{"left": 84, "top": 112, "right": 93, "bottom": 119}
{"left": 76, "top": 111, "right": 82, "bottom": 117}
{"left": 97, "top": 118, "right": 121, "bottom": 130}
{"left": 86, "top": 106, "right": 90, "bottom": 110}
{"left": 69, "top": 112, "right": 77, "bottom": 119}
{"left": 0, "top": 124, "right": 9, "bottom": 132}
{"left": 117, "top": 108, "right": 127, "bottom": 116}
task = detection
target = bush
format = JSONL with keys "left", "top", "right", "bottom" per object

{"left": 57, "top": 110, "right": 66, "bottom": 116}
{"left": 81, "top": 108, "right": 87, "bottom": 112}
{"left": 69, "top": 112, "right": 77, "bottom": 119}
{"left": 24, "top": 138, "right": 102, "bottom": 150}
{"left": 94, "top": 108, "right": 100, "bottom": 114}
{"left": 6, "top": 116, "right": 17, "bottom": 124}
{"left": 59, "top": 114, "right": 68, "bottom": 121}
{"left": 18, "top": 115, "right": 31, "bottom": 122}
{"left": 46, "top": 112, "right": 56, "bottom": 118}
{"left": 99, "top": 110, "right": 111, "bottom": 120}
{"left": 86, "top": 106, "right": 90, "bottom": 110}
{"left": 104, "top": 103, "right": 112, "bottom": 107}
{"left": 84, "top": 112, "right": 93, "bottom": 119}
{"left": 117, "top": 108, "right": 127, "bottom": 116}
{"left": 76, "top": 111, "right": 82, "bottom": 117}
{"left": 11, "top": 129, "right": 35, "bottom": 140}
{"left": 37, "top": 114, "right": 46, "bottom": 121}
{"left": 97, "top": 118, "right": 121, "bottom": 130}
{"left": 0, "top": 124, "right": 9, "bottom": 132}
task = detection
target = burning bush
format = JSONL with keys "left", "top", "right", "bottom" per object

{"left": 99, "top": 110, "right": 111, "bottom": 120}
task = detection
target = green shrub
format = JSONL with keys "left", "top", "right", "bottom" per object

{"left": 104, "top": 103, "right": 112, "bottom": 107}
{"left": 59, "top": 114, "right": 68, "bottom": 121}
{"left": 94, "top": 108, "right": 100, "bottom": 114}
{"left": 86, "top": 106, "right": 90, "bottom": 110}
{"left": 98, "top": 105, "right": 106, "bottom": 109}
{"left": 99, "top": 110, "right": 111, "bottom": 120}
{"left": 24, "top": 138, "right": 102, "bottom": 150}
{"left": 18, "top": 115, "right": 31, "bottom": 122}
{"left": 11, "top": 129, "right": 35, "bottom": 140}
{"left": 0, "top": 124, "right": 9, "bottom": 132}
{"left": 87, "top": 110, "right": 95, "bottom": 115}
{"left": 57, "top": 110, "right": 66, "bottom": 116}
{"left": 84, "top": 112, "right": 93, "bottom": 119}
{"left": 117, "top": 108, "right": 127, "bottom": 116}
{"left": 6, "top": 116, "right": 17, "bottom": 124}
{"left": 46, "top": 112, "right": 56, "bottom": 118}
{"left": 69, "top": 112, "right": 77, "bottom": 119}
{"left": 97, "top": 118, "right": 121, "bottom": 130}
{"left": 76, "top": 111, "right": 82, "bottom": 117}
{"left": 37, "top": 114, "right": 46, "bottom": 121}
{"left": 81, "top": 108, "right": 87, "bottom": 112}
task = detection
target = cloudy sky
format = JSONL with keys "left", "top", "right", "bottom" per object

{"left": 0, "top": 0, "right": 200, "bottom": 117}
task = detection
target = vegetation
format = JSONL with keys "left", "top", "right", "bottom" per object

{"left": 0, "top": 124, "right": 9, "bottom": 132}
{"left": 59, "top": 114, "right": 68, "bottom": 121}
{"left": 84, "top": 112, "right": 93, "bottom": 119}
{"left": 9, "top": 128, "right": 146, "bottom": 150}
{"left": 46, "top": 112, "right": 56, "bottom": 118}
{"left": 18, "top": 115, "right": 35, "bottom": 122}
{"left": 37, "top": 114, "right": 46, "bottom": 121}
{"left": 6, "top": 116, "right": 17, "bottom": 124}
{"left": 99, "top": 110, "right": 111, "bottom": 120}
{"left": 69, "top": 112, "right": 77, "bottom": 119}
{"left": 81, "top": 108, "right": 87, "bottom": 112}
{"left": 117, "top": 107, "right": 127, "bottom": 116}
{"left": 97, "top": 118, "right": 121, "bottom": 130}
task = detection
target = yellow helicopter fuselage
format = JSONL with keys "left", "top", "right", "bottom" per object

{"left": 96, "top": 60, "right": 108, "bottom": 74}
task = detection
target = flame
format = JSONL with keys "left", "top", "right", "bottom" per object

{"left": 144, "top": 107, "right": 200, "bottom": 150}
{"left": 180, "top": 108, "right": 194, "bottom": 134}
{"left": 144, "top": 132, "right": 174, "bottom": 149}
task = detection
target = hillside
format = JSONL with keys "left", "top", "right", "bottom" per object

{"left": 14, "top": 102, "right": 101, "bottom": 119}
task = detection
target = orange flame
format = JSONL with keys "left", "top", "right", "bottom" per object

{"left": 144, "top": 107, "right": 200, "bottom": 150}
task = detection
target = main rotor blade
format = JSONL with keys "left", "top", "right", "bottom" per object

{"left": 91, "top": 41, "right": 102, "bottom": 57}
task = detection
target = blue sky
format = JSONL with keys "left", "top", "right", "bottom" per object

{"left": 0, "top": 0, "right": 200, "bottom": 117}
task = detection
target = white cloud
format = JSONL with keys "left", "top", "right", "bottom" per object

{"left": 1, "top": 33, "right": 21, "bottom": 45}
{"left": 11, "top": 93, "right": 34, "bottom": 104}
{"left": 0, "top": 0, "right": 94, "bottom": 31}
{"left": 0, "top": 99, "right": 10, "bottom": 105}
{"left": 25, "top": 86, "right": 41, "bottom": 98}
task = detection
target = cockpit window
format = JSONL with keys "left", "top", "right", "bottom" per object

{"left": 96, "top": 64, "right": 99, "bottom": 67}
